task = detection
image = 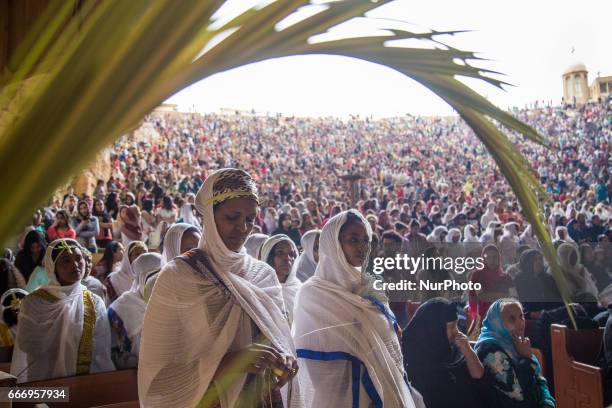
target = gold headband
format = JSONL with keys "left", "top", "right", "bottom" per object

{"left": 128, "top": 242, "right": 147, "bottom": 256}
{"left": 52, "top": 240, "right": 80, "bottom": 262}
{"left": 207, "top": 170, "right": 259, "bottom": 207}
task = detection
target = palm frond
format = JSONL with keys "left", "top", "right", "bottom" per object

{"left": 0, "top": 0, "right": 573, "bottom": 324}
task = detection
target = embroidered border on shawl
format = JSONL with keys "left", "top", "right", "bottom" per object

{"left": 177, "top": 249, "right": 232, "bottom": 298}
{"left": 108, "top": 307, "right": 132, "bottom": 353}
{"left": 31, "top": 289, "right": 60, "bottom": 303}
{"left": 76, "top": 289, "right": 96, "bottom": 375}
{"left": 296, "top": 349, "right": 382, "bottom": 408}
{"left": 365, "top": 296, "right": 400, "bottom": 333}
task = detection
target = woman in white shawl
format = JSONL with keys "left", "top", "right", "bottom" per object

{"left": 104, "top": 240, "right": 147, "bottom": 303}
{"left": 293, "top": 209, "right": 421, "bottom": 408}
{"left": 263, "top": 208, "right": 278, "bottom": 235}
{"left": 141, "top": 223, "right": 202, "bottom": 301}
{"left": 108, "top": 253, "right": 162, "bottom": 369}
{"left": 519, "top": 224, "right": 539, "bottom": 247}
{"left": 445, "top": 228, "right": 461, "bottom": 243}
{"left": 557, "top": 243, "right": 599, "bottom": 298}
{"left": 498, "top": 222, "right": 520, "bottom": 266}
{"left": 244, "top": 233, "right": 269, "bottom": 259}
{"left": 463, "top": 224, "right": 479, "bottom": 243}
{"left": 259, "top": 235, "right": 300, "bottom": 325}
{"left": 294, "top": 230, "right": 320, "bottom": 283}
{"left": 579, "top": 202, "right": 592, "bottom": 220}
{"left": 594, "top": 203, "right": 610, "bottom": 222}
{"left": 442, "top": 205, "right": 457, "bottom": 225}
{"left": 554, "top": 226, "right": 575, "bottom": 246}
{"left": 179, "top": 193, "right": 202, "bottom": 229}
{"left": 427, "top": 226, "right": 448, "bottom": 243}
{"left": 552, "top": 202, "right": 564, "bottom": 218}
{"left": 139, "top": 169, "right": 301, "bottom": 408}
{"left": 11, "top": 239, "right": 114, "bottom": 383}
{"left": 565, "top": 201, "right": 577, "bottom": 221}
{"left": 444, "top": 228, "right": 464, "bottom": 259}
{"left": 480, "top": 202, "right": 499, "bottom": 230}
{"left": 160, "top": 223, "right": 201, "bottom": 264}
{"left": 479, "top": 221, "right": 502, "bottom": 244}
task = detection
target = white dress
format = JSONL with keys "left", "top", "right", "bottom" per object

{"left": 12, "top": 283, "right": 114, "bottom": 383}
{"left": 293, "top": 210, "right": 421, "bottom": 408}
{"left": 138, "top": 169, "right": 302, "bottom": 408}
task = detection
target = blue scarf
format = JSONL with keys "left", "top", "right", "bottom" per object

{"left": 475, "top": 299, "right": 544, "bottom": 376}
{"left": 474, "top": 299, "right": 521, "bottom": 362}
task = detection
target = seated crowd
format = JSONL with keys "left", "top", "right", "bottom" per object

{"left": 0, "top": 99, "right": 611, "bottom": 407}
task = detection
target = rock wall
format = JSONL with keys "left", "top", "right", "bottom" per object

{"left": 67, "top": 120, "right": 160, "bottom": 197}
{"left": 70, "top": 147, "right": 112, "bottom": 196}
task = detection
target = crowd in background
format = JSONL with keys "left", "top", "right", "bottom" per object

{"left": 0, "top": 97, "right": 610, "bottom": 406}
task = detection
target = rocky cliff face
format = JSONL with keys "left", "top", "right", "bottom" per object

{"left": 70, "top": 147, "right": 112, "bottom": 196}
{"left": 67, "top": 120, "right": 160, "bottom": 196}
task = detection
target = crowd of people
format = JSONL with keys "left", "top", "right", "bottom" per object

{"left": 0, "top": 98, "right": 611, "bottom": 407}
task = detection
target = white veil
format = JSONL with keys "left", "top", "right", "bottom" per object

{"left": 259, "top": 234, "right": 302, "bottom": 325}
{"left": 293, "top": 209, "right": 418, "bottom": 408}
{"left": 138, "top": 169, "right": 303, "bottom": 407}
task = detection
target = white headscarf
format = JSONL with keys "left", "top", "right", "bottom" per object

{"left": 565, "top": 201, "right": 576, "bottom": 220}
{"left": 554, "top": 226, "right": 575, "bottom": 243}
{"left": 11, "top": 239, "right": 114, "bottom": 383}
{"left": 244, "top": 233, "right": 269, "bottom": 258}
{"left": 161, "top": 223, "right": 201, "bottom": 264}
{"left": 503, "top": 222, "right": 519, "bottom": 239}
{"left": 427, "top": 226, "right": 448, "bottom": 243}
{"left": 295, "top": 229, "right": 320, "bottom": 283}
{"left": 179, "top": 194, "right": 201, "bottom": 229}
{"left": 480, "top": 202, "right": 499, "bottom": 228}
{"left": 293, "top": 209, "right": 417, "bottom": 408}
{"left": 463, "top": 224, "right": 479, "bottom": 243}
{"left": 442, "top": 205, "right": 456, "bottom": 225}
{"left": 445, "top": 228, "right": 461, "bottom": 243}
{"left": 499, "top": 222, "right": 520, "bottom": 266}
{"left": 107, "top": 240, "right": 147, "bottom": 297}
{"left": 259, "top": 235, "right": 301, "bottom": 324}
{"left": 280, "top": 204, "right": 292, "bottom": 215}
{"left": 519, "top": 225, "right": 539, "bottom": 246}
{"left": 263, "top": 209, "right": 277, "bottom": 235}
{"left": 479, "top": 221, "right": 501, "bottom": 244}
{"left": 109, "top": 253, "right": 162, "bottom": 357}
{"left": 138, "top": 169, "right": 302, "bottom": 408}
{"left": 552, "top": 202, "right": 564, "bottom": 217}
{"left": 595, "top": 203, "right": 610, "bottom": 222}
{"left": 557, "top": 243, "right": 598, "bottom": 297}
{"left": 579, "top": 203, "right": 592, "bottom": 220}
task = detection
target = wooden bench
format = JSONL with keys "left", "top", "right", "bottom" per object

{"left": 91, "top": 402, "right": 139, "bottom": 408}
{"left": 0, "top": 346, "right": 13, "bottom": 363}
{"left": 0, "top": 346, "right": 13, "bottom": 374}
{"left": 13, "top": 369, "right": 138, "bottom": 408}
{"left": 551, "top": 324, "right": 604, "bottom": 408}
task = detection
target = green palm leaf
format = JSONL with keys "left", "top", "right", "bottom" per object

{"left": 0, "top": 0, "right": 573, "bottom": 324}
